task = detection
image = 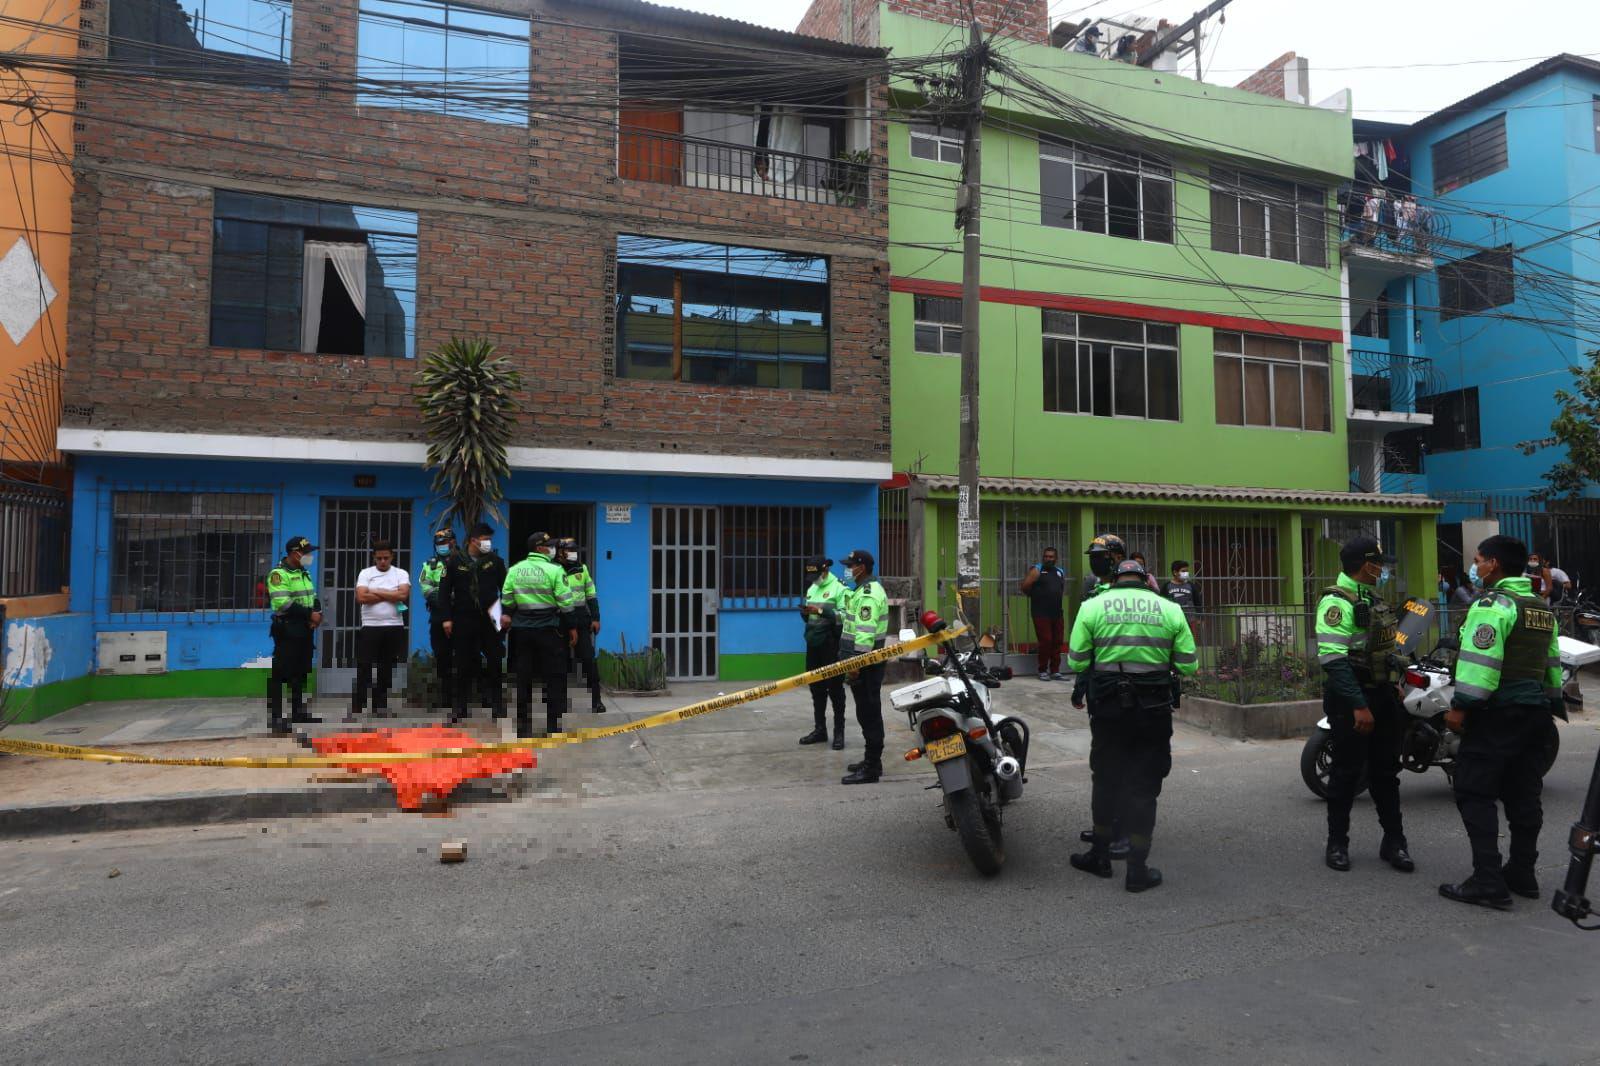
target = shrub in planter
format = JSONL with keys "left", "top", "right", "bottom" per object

{"left": 598, "top": 633, "right": 667, "bottom": 692}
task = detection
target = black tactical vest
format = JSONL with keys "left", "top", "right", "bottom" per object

{"left": 1498, "top": 591, "right": 1557, "bottom": 683}
{"left": 1323, "top": 583, "right": 1399, "bottom": 682}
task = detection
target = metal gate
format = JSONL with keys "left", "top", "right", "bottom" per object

{"left": 318, "top": 498, "right": 413, "bottom": 695}
{"left": 651, "top": 505, "right": 718, "bottom": 679}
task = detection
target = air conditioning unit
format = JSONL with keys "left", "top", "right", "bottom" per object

{"left": 98, "top": 631, "right": 168, "bottom": 675}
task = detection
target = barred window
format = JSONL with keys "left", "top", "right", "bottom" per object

{"left": 720, "top": 505, "right": 825, "bottom": 603}
{"left": 111, "top": 491, "right": 275, "bottom": 614}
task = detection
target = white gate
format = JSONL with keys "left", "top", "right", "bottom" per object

{"left": 651, "top": 505, "right": 718, "bottom": 679}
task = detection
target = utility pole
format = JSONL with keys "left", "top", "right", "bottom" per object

{"left": 955, "top": 20, "right": 986, "bottom": 631}
{"left": 1136, "top": 0, "right": 1232, "bottom": 68}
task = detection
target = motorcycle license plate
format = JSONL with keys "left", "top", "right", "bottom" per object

{"left": 924, "top": 733, "right": 966, "bottom": 763}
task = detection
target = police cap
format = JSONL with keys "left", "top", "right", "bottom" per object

{"left": 1338, "top": 535, "right": 1384, "bottom": 570}
{"left": 842, "top": 549, "right": 875, "bottom": 571}
{"left": 285, "top": 535, "right": 317, "bottom": 554}
{"left": 803, "top": 555, "right": 832, "bottom": 576}
{"left": 527, "top": 531, "right": 553, "bottom": 551}
{"left": 1086, "top": 533, "right": 1126, "bottom": 557}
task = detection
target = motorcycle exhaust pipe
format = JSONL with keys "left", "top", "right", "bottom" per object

{"left": 995, "top": 755, "right": 1021, "bottom": 781}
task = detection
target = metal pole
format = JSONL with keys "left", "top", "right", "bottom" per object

{"left": 955, "top": 21, "right": 985, "bottom": 633}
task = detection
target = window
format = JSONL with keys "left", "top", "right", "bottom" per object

{"left": 110, "top": 0, "right": 292, "bottom": 70}
{"left": 615, "top": 235, "right": 830, "bottom": 390}
{"left": 210, "top": 192, "right": 417, "bottom": 358}
{"left": 1041, "top": 311, "right": 1180, "bottom": 421}
{"left": 913, "top": 295, "right": 962, "bottom": 355}
{"left": 910, "top": 124, "right": 963, "bottom": 165}
{"left": 1353, "top": 297, "right": 1390, "bottom": 339}
{"left": 1421, "top": 387, "right": 1480, "bottom": 453}
{"left": 1432, "top": 113, "right": 1508, "bottom": 194}
{"left": 1040, "top": 138, "right": 1173, "bottom": 243}
{"left": 1213, "top": 331, "right": 1331, "bottom": 432}
{"left": 720, "top": 505, "right": 824, "bottom": 602}
{"left": 358, "top": 0, "right": 530, "bottom": 125}
{"left": 110, "top": 491, "right": 275, "bottom": 614}
{"left": 1210, "top": 168, "right": 1326, "bottom": 267}
{"left": 1438, "top": 245, "right": 1514, "bottom": 320}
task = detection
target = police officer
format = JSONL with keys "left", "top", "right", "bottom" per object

{"left": 418, "top": 527, "right": 456, "bottom": 713}
{"left": 1315, "top": 535, "right": 1413, "bottom": 874}
{"left": 557, "top": 537, "right": 606, "bottom": 714}
{"left": 501, "top": 532, "right": 579, "bottom": 738}
{"left": 798, "top": 555, "right": 848, "bottom": 749}
{"left": 438, "top": 521, "right": 508, "bottom": 723}
{"left": 1066, "top": 559, "right": 1197, "bottom": 892}
{"left": 266, "top": 536, "right": 323, "bottom": 735}
{"left": 839, "top": 550, "right": 889, "bottom": 785}
{"left": 1439, "top": 534, "right": 1564, "bottom": 910}
{"left": 1074, "top": 533, "right": 1130, "bottom": 856}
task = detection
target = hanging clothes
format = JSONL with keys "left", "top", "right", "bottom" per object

{"left": 1372, "top": 140, "right": 1389, "bottom": 181}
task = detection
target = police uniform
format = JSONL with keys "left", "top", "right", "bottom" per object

{"left": 798, "top": 556, "right": 848, "bottom": 748}
{"left": 1066, "top": 561, "right": 1197, "bottom": 891}
{"left": 266, "top": 536, "right": 322, "bottom": 734}
{"left": 503, "top": 534, "right": 578, "bottom": 737}
{"left": 437, "top": 528, "right": 508, "bottom": 722}
{"left": 1441, "top": 572, "right": 1562, "bottom": 907}
{"left": 419, "top": 530, "right": 455, "bottom": 711}
{"left": 839, "top": 550, "right": 889, "bottom": 784}
{"left": 1315, "top": 552, "right": 1411, "bottom": 872}
{"left": 558, "top": 538, "right": 606, "bottom": 714}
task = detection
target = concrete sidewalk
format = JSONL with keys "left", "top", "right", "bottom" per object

{"left": 0, "top": 674, "right": 1249, "bottom": 836}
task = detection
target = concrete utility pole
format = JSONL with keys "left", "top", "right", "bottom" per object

{"left": 955, "top": 20, "right": 986, "bottom": 631}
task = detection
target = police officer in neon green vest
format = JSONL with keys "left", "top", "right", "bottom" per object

{"left": 266, "top": 535, "right": 323, "bottom": 735}
{"left": 500, "top": 532, "right": 579, "bottom": 738}
{"left": 839, "top": 550, "right": 889, "bottom": 785}
{"left": 797, "top": 555, "right": 848, "bottom": 750}
{"left": 418, "top": 527, "right": 456, "bottom": 713}
{"left": 1314, "top": 535, "right": 1413, "bottom": 875}
{"left": 1066, "top": 558, "right": 1197, "bottom": 892}
{"left": 1439, "top": 534, "right": 1564, "bottom": 911}
{"left": 557, "top": 537, "right": 606, "bottom": 714}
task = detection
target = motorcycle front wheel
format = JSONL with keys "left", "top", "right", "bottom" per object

{"left": 946, "top": 779, "right": 1005, "bottom": 876}
{"left": 1541, "top": 719, "right": 1561, "bottom": 777}
{"left": 1300, "top": 729, "right": 1369, "bottom": 800}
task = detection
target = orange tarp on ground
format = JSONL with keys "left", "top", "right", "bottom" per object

{"left": 310, "top": 726, "right": 536, "bottom": 810}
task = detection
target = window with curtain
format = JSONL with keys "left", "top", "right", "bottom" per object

{"left": 615, "top": 235, "right": 830, "bottom": 390}
{"left": 110, "top": 0, "right": 293, "bottom": 70}
{"left": 357, "top": 0, "right": 530, "bottom": 125}
{"left": 1041, "top": 310, "right": 1180, "bottom": 421}
{"left": 1210, "top": 168, "right": 1327, "bottom": 267}
{"left": 210, "top": 191, "right": 417, "bottom": 358}
{"left": 1039, "top": 138, "right": 1173, "bottom": 243}
{"left": 1213, "top": 331, "right": 1331, "bottom": 431}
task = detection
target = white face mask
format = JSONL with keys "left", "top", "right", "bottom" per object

{"left": 1178, "top": 570, "right": 1190, "bottom": 581}
{"left": 478, "top": 539, "right": 493, "bottom": 553}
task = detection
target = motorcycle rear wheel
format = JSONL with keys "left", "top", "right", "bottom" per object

{"left": 1541, "top": 719, "right": 1561, "bottom": 777}
{"left": 946, "top": 779, "right": 1005, "bottom": 876}
{"left": 1300, "top": 729, "right": 1368, "bottom": 800}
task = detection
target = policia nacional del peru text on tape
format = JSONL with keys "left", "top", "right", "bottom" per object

{"left": 0, "top": 626, "right": 966, "bottom": 770}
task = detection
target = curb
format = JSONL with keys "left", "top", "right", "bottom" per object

{"left": 0, "top": 771, "right": 538, "bottom": 839}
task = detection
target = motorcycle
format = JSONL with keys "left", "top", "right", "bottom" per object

{"left": 1567, "top": 594, "right": 1600, "bottom": 647}
{"left": 888, "top": 612, "right": 1030, "bottom": 876}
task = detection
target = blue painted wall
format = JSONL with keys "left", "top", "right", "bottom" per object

{"left": 69, "top": 455, "right": 878, "bottom": 679}
{"left": 1407, "top": 64, "right": 1600, "bottom": 497}
{"left": 2, "top": 612, "right": 94, "bottom": 690}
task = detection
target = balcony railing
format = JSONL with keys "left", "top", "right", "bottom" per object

{"left": 1340, "top": 191, "right": 1449, "bottom": 258}
{"left": 1350, "top": 349, "right": 1434, "bottom": 415}
{"left": 619, "top": 129, "right": 870, "bottom": 207}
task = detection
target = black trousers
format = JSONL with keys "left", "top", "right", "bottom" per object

{"left": 1325, "top": 682, "right": 1405, "bottom": 848}
{"left": 450, "top": 622, "right": 503, "bottom": 717}
{"left": 268, "top": 626, "right": 313, "bottom": 723}
{"left": 848, "top": 659, "right": 886, "bottom": 765}
{"left": 514, "top": 627, "right": 569, "bottom": 736}
{"left": 428, "top": 614, "right": 453, "bottom": 708}
{"left": 1088, "top": 708, "right": 1173, "bottom": 853}
{"left": 353, "top": 625, "right": 406, "bottom": 713}
{"left": 570, "top": 615, "right": 603, "bottom": 709}
{"left": 1453, "top": 706, "right": 1552, "bottom": 877}
{"left": 805, "top": 638, "right": 846, "bottom": 733}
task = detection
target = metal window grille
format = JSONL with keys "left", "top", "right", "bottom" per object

{"left": 0, "top": 478, "right": 68, "bottom": 598}
{"left": 878, "top": 486, "right": 910, "bottom": 582}
{"left": 719, "top": 505, "right": 824, "bottom": 605}
{"left": 109, "top": 489, "right": 275, "bottom": 616}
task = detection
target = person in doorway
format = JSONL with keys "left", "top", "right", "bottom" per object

{"left": 839, "top": 550, "right": 890, "bottom": 785}
{"left": 438, "top": 522, "right": 508, "bottom": 723}
{"left": 266, "top": 536, "right": 323, "bottom": 735}
{"left": 349, "top": 540, "right": 410, "bottom": 722}
{"left": 798, "top": 555, "right": 849, "bottom": 748}
{"left": 1020, "top": 546, "right": 1068, "bottom": 680}
{"left": 557, "top": 537, "right": 606, "bottom": 714}
{"left": 1161, "top": 561, "right": 1201, "bottom": 618}
{"left": 1439, "top": 535, "right": 1563, "bottom": 910}
{"left": 501, "top": 532, "right": 578, "bottom": 738}
{"left": 419, "top": 527, "right": 456, "bottom": 713}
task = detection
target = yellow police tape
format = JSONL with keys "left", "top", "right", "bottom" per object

{"left": 0, "top": 625, "right": 965, "bottom": 769}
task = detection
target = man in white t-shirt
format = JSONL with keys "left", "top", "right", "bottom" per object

{"left": 350, "top": 540, "right": 411, "bottom": 720}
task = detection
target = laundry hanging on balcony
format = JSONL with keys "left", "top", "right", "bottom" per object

{"left": 301, "top": 241, "right": 368, "bottom": 353}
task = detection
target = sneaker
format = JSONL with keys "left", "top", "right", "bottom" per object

{"left": 1038, "top": 672, "right": 1050, "bottom": 681}
{"left": 1050, "top": 672, "right": 1064, "bottom": 681}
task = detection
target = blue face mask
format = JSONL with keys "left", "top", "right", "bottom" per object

{"left": 1468, "top": 563, "right": 1479, "bottom": 585}
{"left": 435, "top": 544, "right": 451, "bottom": 557}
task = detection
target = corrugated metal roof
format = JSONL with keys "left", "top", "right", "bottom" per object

{"left": 919, "top": 476, "right": 1442, "bottom": 511}
{"left": 564, "top": 0, "right": 888, "bottom": 58}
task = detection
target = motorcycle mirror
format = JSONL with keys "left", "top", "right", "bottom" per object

{"left": 920, "top": 610, "right": 944, "bottom": 633}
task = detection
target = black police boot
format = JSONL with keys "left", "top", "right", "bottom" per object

{"left": 1125, "top": 858, "right": 1164, "bottom": 894}
{"left": 830, "top": 722, "right": 845, "bottom": 750}
{"left": 1325, "top": 841, "right": 1352, "bottom": 872}
{"left": 1081, "top": 826, "right": 1130, "bottom": 858}
{"left": 846, "top": 759, "right": 868, "bottom": 772}
{"left": 290, "top": 710, "right": 323, "bottom": 725}
{"left": 1501, "top": 864, "right": 1540, "bottom": 900}
{"left": 1439, "top": 873, "right": 1514, "bottom": 911}
{"left": 799, "top": 727, "right": 829, "bottom": 745}
{"left": 841, "top": 760, "right": 881, "bottom": 785}
{"left": 1069, "top": 843, "right": 1113, "bottom": 879}
{"left": 1379, "top": 836, "right": 1415, "bottom": 873}
{"left": 269, "top": 716, "right": 291, "bottom": 737}
{"left": 591, "top": 698, "right": 607, "bottom": 714}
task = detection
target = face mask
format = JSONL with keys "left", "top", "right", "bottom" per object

{"left": 1379, "top": 566, "right": 1391, "bottom": 582}
{"left": 1178, "top": 570, "right": 1190, "bottom": 581}
{"left": 1468, "top": 563, "right": 1479, "bottom": 585}
{"left": 435, "top": 544, "right": 451, "bottom": 557}
{"left": 300, "top": 555, "right": 315, "bottom": 571}
{"left": 479, "top": 540, "right": 493, "bottom": 553}
{"left": 1089, "top": 554, "right": 1113, "bottom": 579}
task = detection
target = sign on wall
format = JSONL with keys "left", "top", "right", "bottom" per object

{"left": 604, "top": 503, "right": 633, "bottom": 524}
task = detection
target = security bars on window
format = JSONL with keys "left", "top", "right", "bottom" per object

{"left": 719, "top": 505, "right": 824, "bottom": 605}
{"left": 109, "top": 490, "right": 275, "bottom": 616}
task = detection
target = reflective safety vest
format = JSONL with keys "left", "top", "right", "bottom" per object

{"left": 419, "top": 557, "right": 446, "bottom": 611}
{"left": 1066, "top": 581, "right": 1198, "bottom": 677}
{"left": 501, "top": 553, "right": 576, "bottom": 629}
{"left": 1453, "top": 575, "right": 1562, "bottom": 709}
{"left": 1315, "top": 572, "right": 1399, "bottom": 683}
{"left": 563, "top": 563, "right": 598, "bottom": 619}
{"left": 841, "top": 579, "right": 888, "bottom": 654}
{"left": 803, "top": 571, "right": 847, "bottom": 647}
{"left": 268, "top": 561, "right": 316, "bottom": 616}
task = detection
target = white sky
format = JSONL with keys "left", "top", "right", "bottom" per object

{"left": 654, "top": 0, "right": 1600, "bottom": 120}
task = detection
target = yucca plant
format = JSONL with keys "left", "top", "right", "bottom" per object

{"left": 416, "top": 337, "right": 523, "bottom": 530}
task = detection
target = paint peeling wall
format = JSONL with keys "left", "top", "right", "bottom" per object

{"left": 1, "top": 612, "right": 92, "bottom": 689}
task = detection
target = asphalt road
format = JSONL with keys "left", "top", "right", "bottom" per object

{"left": 5, "top": 720, "right": 1600, "bottom": 1065}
